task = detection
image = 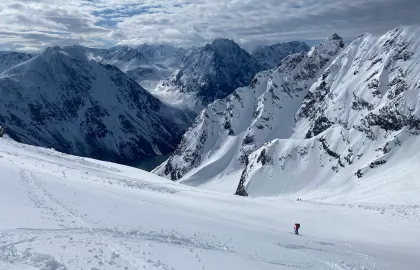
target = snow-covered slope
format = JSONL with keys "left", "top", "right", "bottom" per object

{"left": 155, "top": 26, "right": 420, "bottom": 202}
{"left": 154, "top": 39, "right": 262, "bottom": 112}
{"left": 0, "top": 51, "right": 32, "bottom": 73}
{"left": 155, "top": 33, "right": 344, "bottom": 190}
{"left": 0, "top": 138, "right": 419, "bottom": 270}
{"left": 0, "top": 46, "right": 190, "bottom": 163}
{"left": 252, "top": 41, "right": 310, "bottom": 69}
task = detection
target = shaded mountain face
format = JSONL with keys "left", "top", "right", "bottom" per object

{"left": 0, "top": 46, "right": 190, "bottom": 163}
{"left": 156, "top": 26, "right": 420, "bottom": 201}
{"left": 154, "top": 39, "right": 263, "bottom": 113}
{"left": 0, "top": 51, "right": 33, "bottom": 73}
{"left": 251, "top": 41, "right": 310, "bottom": 69}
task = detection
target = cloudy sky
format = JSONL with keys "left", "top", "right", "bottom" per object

{"left": 0, "top": 0, "right": 419, "bottom": 52}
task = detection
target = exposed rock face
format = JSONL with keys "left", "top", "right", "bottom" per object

{"left": 154, "top": 39, "right": 263, "bottom": 113}
{"left": 154, "top": 34, "right": 344, "bottom": 185}
{"left": 155, "top": 26, "right": 420, "bottom": 202}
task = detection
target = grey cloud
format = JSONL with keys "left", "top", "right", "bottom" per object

{"left": 0, "top": 0, "right": 419, "bottom": 51}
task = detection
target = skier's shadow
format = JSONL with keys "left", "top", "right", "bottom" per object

{"left": 289, "top": 232, "right": 304, "bottom": 236}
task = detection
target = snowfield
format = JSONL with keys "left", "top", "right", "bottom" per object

{"left": 0, "top": 138, "right": 419, "bottom": 270}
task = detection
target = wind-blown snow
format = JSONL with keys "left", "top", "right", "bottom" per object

{"left": 0, "top": 51, "right": 32, "bottom": 73}
{"left": 0, "top": 138, "right": 419, "bottom": 269}
{"left": 155, "top": 26, "right": 420, "bottom": 204}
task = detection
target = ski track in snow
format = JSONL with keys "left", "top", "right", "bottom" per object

{"left": 0, "top": 139, "right": 419, "bottom": 269}
{"left": 299, "top": 199, "right": 420, "bottom": 221}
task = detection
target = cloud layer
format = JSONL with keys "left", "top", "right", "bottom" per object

{"left": 1, "top": 0, "right": 419, "bottom": 51}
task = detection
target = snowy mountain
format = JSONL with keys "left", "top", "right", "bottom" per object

{"left": 154, "top": 34, "right": 344, "bottom": 188}
{"left": 251, "top": 41, "right": 310, "bottom": 69}
{"left": 0, "top": 51, "right": 32, "bottom": 73}
{"left": 155, "top": 26, "right": 420, "bottom": 202}
{"left": 71, "top": 44, "right": 185, "bottom": 91}
{"left": 154, "top": 39, "right": 262, "bottom": 112}
{"left": 0, "top": 137, "right": 419, "bottom": 270}
{"left": 0, "top": 46, "right": 190, "bottom": 163}
{"left": 137, "top": 43, "right": 186, "bottom": 69}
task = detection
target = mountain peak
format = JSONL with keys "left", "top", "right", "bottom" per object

{"left": 211, "top": 38, "right": 238, "bottom": 46}
{"left": 204, "top": 38, "right": 242, "bottom": 54}
{"left": 0, "top": 46, "right": 190, "bottom": 163}
{"left": 331, "top": 33, "right": 342, "bottom": 41}
{"left": 155, "top": 38, "right": 261, "bottom": 112}
{"left": 47, "top": 46, "right": 62, "bottom": 52}
{"left": 328, "top": 33, "right": 345, "bottom": 48}
{"left": 307, "top": 33, "right": 345, "bottom": 57}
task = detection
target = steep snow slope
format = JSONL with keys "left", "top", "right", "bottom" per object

{"left": 252, "top": 41, "right": 310, "bottom": 69}
{"left": 237, "top": 26, "right": 420, "bottom": 200}
{"left": 0, "top": 138, "right": 419, "bottom": 270}
{"left": 0, "top": 51, "right": 32, "bottom": 73}
{"left": 0, "top": 46, "right": 190, "bottom": 164}
{"left": 156, "top": 26, "right": 420, "bottom": 202}
{"left": 154, "top": 39, "right": 262, "bottom": 113}
{"left": 155, "top": 34, "right": 344, "bottom": 190}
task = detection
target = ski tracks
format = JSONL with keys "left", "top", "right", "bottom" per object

{"left": 18, "top": 170, "right": 90, "bottom": 229}
{"left": 300, "top": 199, "right": 420, "bottom": 221}
{"left": 276, "top": 237, "right": 381, "bottom": 270}
{"left": 7, "top": 170, "right": 223, "bottom": 270}
{"left": 12, "top": 170, "right": 160, "bottom": 269}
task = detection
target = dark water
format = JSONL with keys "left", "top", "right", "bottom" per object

{"left": 128, "top": 153, "right": 172, "bottom": 172}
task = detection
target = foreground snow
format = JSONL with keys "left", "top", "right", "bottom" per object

{"left": 0, "top": 138, "right": 418, "bottom": 270}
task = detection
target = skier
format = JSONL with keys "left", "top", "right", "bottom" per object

{"left": 294, "top": 223, "right": 300, "bottom": 235}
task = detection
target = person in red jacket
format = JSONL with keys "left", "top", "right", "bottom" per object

{"left": 294, "top": 223, "right": 300, "bottom": 235}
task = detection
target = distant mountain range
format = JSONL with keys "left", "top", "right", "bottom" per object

{"left": 0, "top": 39, "right": 311, "bottom": 163}
{"left": 153, "top": 39, "right": 310, "bottom": 113}
{"left": 68, "top": 44, "right": 186, "bottom": 91}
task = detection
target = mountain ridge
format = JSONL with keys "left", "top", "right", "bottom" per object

{"left": 154, "top": 33, "right": 344, "bottom": 184}
{"left": 0, "top": 45, "right": 190, "bottom": 163}
{"left": 154, "top": 26, "right": 420, "bottom": 203}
